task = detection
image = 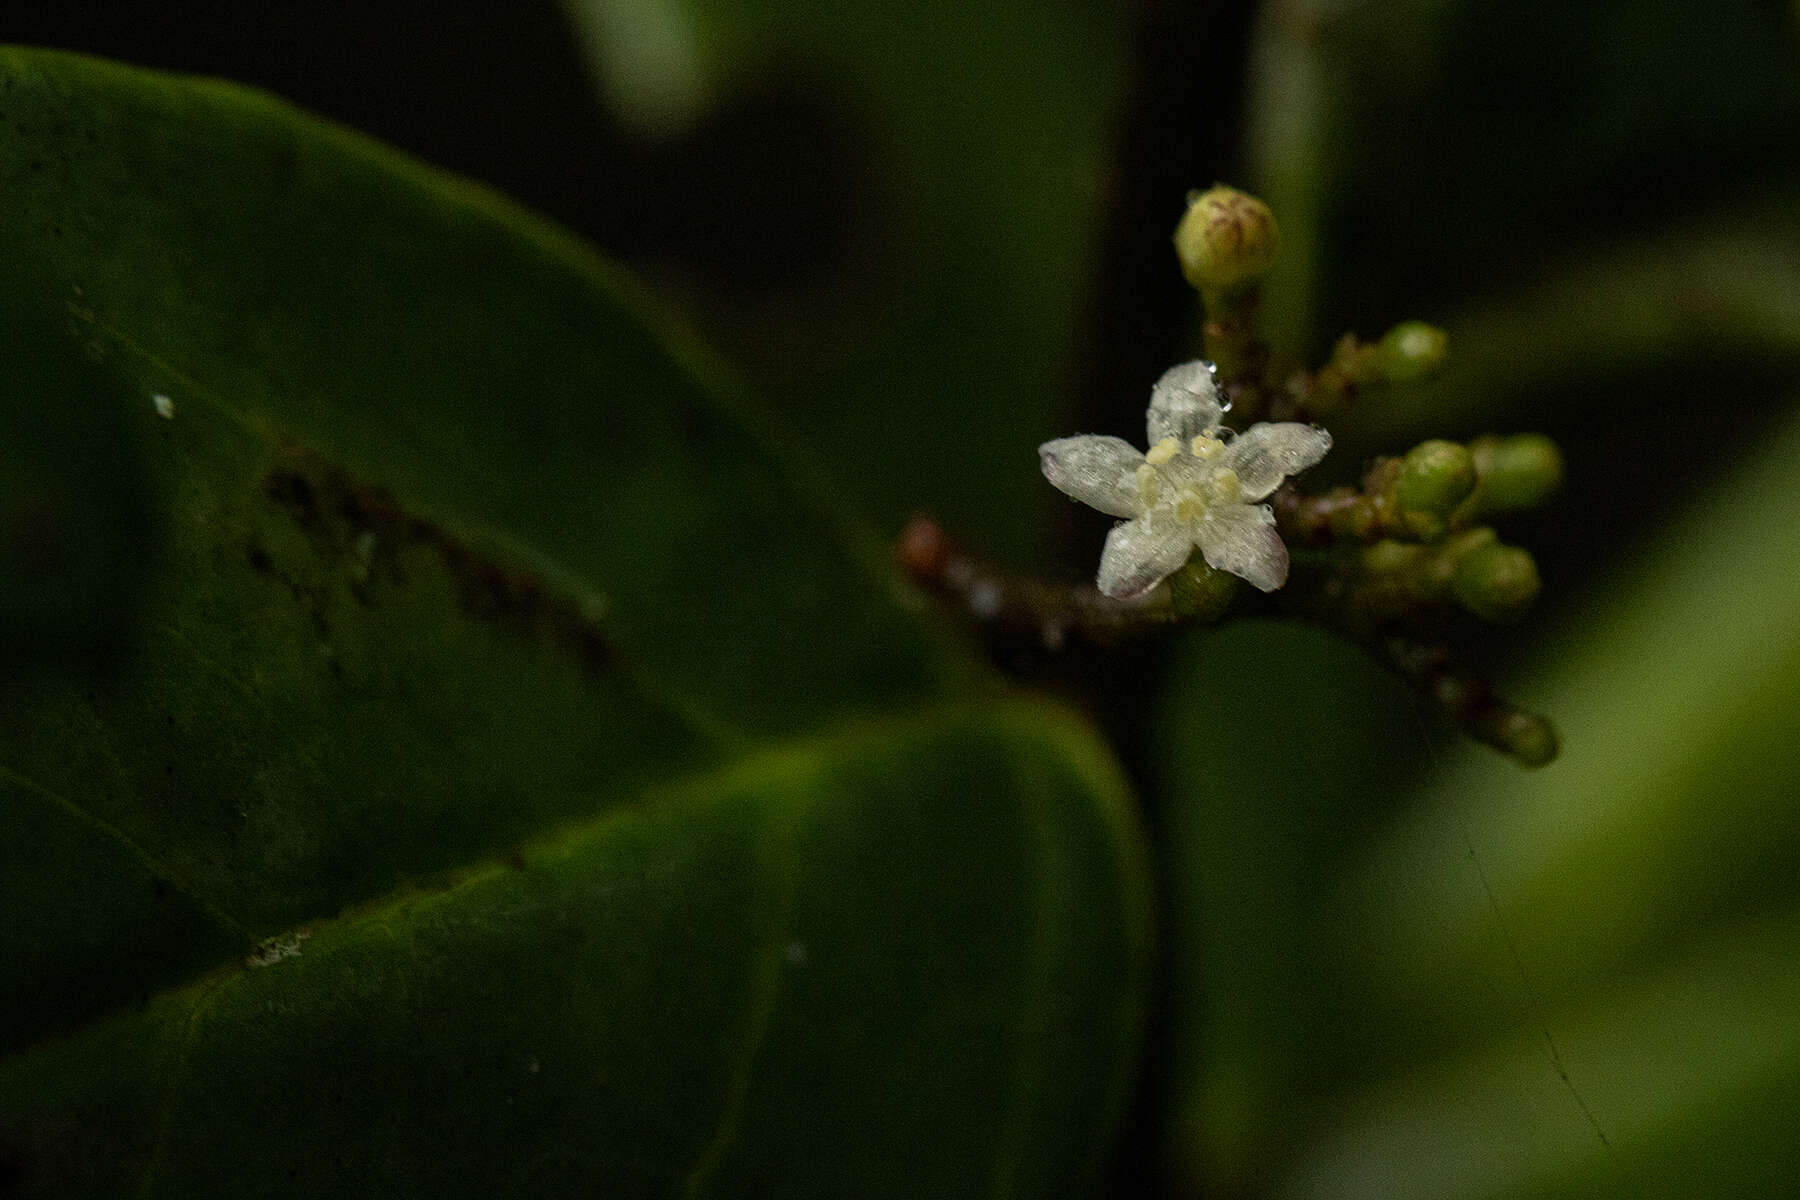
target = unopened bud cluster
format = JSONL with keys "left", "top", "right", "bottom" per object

{"left": 1017, "top": 182, "right": 1567, "bottom": 765}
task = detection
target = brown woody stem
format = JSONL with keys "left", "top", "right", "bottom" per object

{"left": 896, "top": 516, "right": 1193, "bottom": 650}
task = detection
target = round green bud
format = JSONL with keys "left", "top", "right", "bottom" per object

{"left": 1173, "top": 185, "right": 1279, "bottom": 291}
{"left": 1424, "top": 527, "right": 1496, "bottom": 596}
{"left": 1374, "top": 320, "right": 1449, "bottom": 384}
{"left": 1165, "top": 555, "right": 1237, "bottom": 621}
{"left": 1492, "top": 710, "right": 1559, "bottom": 768}
{"left": 1472, "top": 433, "right": 1564, "bottom": 513}
{"left": 1402, "top": 510, "right": 1449, "bottom": 543}
{"left": 1361, "top": 538, "right": 1424, "bottom": 576}
{"left": 1395, "top": 439, "right": 1477, "bottom": 516}
{"left": 1452, "top": 542, "right": 1541, "bottom": 622}
{"left": 1331, "top": 495, "right": 1380, "bottom": 541}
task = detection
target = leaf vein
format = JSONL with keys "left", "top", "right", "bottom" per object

{"left": 0, "top": 763, "right": 249, "bottom": 942}
{"left": 679, "top": 807, "right": 808, "bottom": 1199}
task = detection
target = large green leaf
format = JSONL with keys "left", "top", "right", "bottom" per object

{"left": 0, "top": 48, "right": 1148, "bottom": 1196}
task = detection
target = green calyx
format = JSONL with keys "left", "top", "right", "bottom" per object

{"left": 1165, "top": 555, "right": 1238, "bottom": 622}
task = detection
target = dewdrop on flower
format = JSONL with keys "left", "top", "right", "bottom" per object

{"left": 1039, "top": 360, "right": 1331, "bottom": 599}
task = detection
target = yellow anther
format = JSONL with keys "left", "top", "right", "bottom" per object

{"left": 1208, "top": 468, "right": 1242, "bottom": 504}
{"left": 1190, "top": 435, "right": 1224, "bottom": 460}
{"left": 1135, "top": 464, "right": 1161, "bottom": 507}
{"left": 1145, "top": 436, "right": 1180, "bottom": 466}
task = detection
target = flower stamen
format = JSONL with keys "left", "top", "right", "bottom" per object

{"left": 1207, "top": 468, "right": 1242, "bottom": 504}
{"left": 1135, "top": 464, "right": 1161, "bottom": 507}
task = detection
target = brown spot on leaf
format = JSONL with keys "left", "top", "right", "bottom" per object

{"left": 261, "top": 447, "right": 619, "bottom": 674}
{"left": 262, "top": 469, "right": 321, "bottom": 530}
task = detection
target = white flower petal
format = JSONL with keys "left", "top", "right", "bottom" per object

{"left": 1219, "top": 422, "right": 1332, "bottom": 501}
{"left": 1146, "top": 360, "right": 1224, "bottom": 445}
{"left": 1097, "top": 516, "right": 1194, "bottom": 600}
{"left": 1039, "top": 435, "right": 1145, "bottom": 518}
{"left": 1198, "top": 503, "right": 1288, "bottom": 592}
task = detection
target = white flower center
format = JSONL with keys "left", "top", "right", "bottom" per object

{"left": 1135, "top": 436, "right": 1242, "bottom": 525}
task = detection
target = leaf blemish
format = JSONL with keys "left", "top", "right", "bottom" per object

{"left": 261, "top": 448, "right": 622, "bottom": 675}
{"left": 245, "top": 929, "right": 311, "bottom": 969}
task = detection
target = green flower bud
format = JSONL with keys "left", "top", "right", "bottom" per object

{"left": 1490, "top": 710, "right": 1559, "bottom": 768}
{"left": 1361, "top": 538, "right": 1424, "bottom": 576}
{"left": 1374, "top": 320, "right": 1448, "bottom": 384}
{"left": 1328, "top": 493, "right": 1380, "bottom": 542}
{"left": 1471, "top": 433, "right": 1564, "bottom": 513}
{"left": 1329, "top": 333, "right": 1383, "bottom": 388}
{"left": 1452, "top": 542, "right": 1541, "bottom": 622}
{"left": 1173, "top": 185, "right": 1279, "bottom": 292}
{"left": 1165, "top": 555, "right": 1237, "bottom": 621}
{"left": 1395, "top": 439, "right": 1477, "bottom": 517}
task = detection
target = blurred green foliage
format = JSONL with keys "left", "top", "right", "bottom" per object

{"left": 1163, "top": 1, "right": 1800, "bottom": 1196}
{"left": 3, "top": 0, "right": 1800, "bottom": 1195}
{"left": 561, "top": 0, "right": 1128, "bottom": 561}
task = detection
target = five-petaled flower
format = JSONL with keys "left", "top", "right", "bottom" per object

{"left": 1039, "top": 361, "right": 1331, "bottom": 599}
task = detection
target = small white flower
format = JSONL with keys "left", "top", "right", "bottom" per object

{"left": 1039, "top": 360, "right": 1331, "bottom": 599}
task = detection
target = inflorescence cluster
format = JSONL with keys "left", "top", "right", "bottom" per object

{"left": 899, "top": 185, "right": 1561, "bottom": 766}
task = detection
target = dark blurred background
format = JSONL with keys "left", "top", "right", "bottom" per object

{"left": 8, "top": 1, "right": 1795, "bottom": 604}
{"left": 9, "top": 3, "right": 1800, "bottom": 1197}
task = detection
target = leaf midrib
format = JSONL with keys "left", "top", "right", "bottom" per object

{"left": 1, "top": 696, "right": 1108, "bottom": 1069}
